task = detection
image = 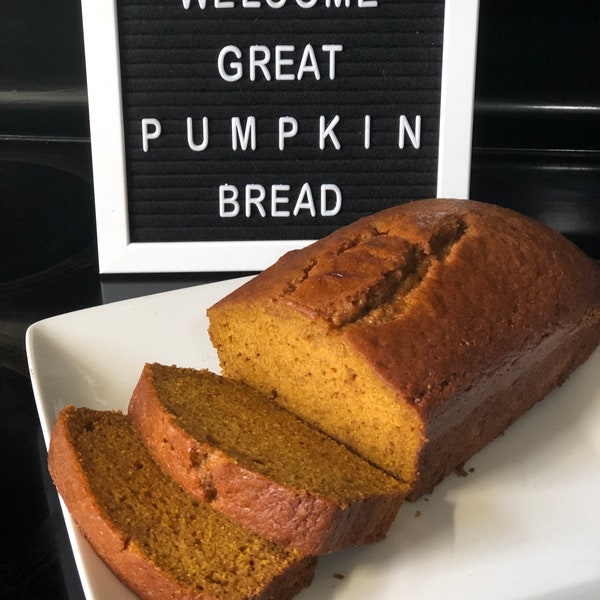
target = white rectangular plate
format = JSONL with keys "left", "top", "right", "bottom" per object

{"left": 26, "top": 277, "right": 600, "bottom": 600}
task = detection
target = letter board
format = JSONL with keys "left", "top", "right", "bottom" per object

{"left": 81, "top": 0, "right": 479, "bottom": 272}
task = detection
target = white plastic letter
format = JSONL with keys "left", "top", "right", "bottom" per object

{"left": 321, "top": 44, "right": 343, "bottom": 79}
{"left": 293, "top": 183, "right": 316, "bottom": 217}
{"left": 319, "top": 115, "right": 341, "bottom": 150}
{"left": 250, "top": 46, "right": 272, "bottom": 81}
{"left": 275, "top": 45, "right": 295, "bottom": 81}
{"left": 245, "top": 184, "right": 267, "bottom": 217}
{"left": 321, "top": 184, "right": 342, "bottom": 216}
{"left": 219, "top": 185, "right": 240, "bottom": 217}
{"left": 186, "top": 117, "right": 209, "bottom": 152}
{"left": 271, "top": 185, "right": 290, "bottom": 217}
{"left": 141, "top": 118, "right": 161, "bottom": 152}
{"left": 278, "top": 117, "right": 298, "bottom": 150}
{"left": 399, "top": 115, "right": 421, "bottom": 149}
{"left": 231, "top": 116, "right": 257, "bottom": 151}
{"left": 182, "top": 0, "right": 208, "bottom": 8}
{"left": 297, "top": 44, "right": 320, "bottom": 80}
{"left": 218, "top": 46, "right": 242, "bottom": 82}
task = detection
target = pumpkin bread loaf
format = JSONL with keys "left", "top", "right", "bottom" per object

{"left": 48, "top": 405, "right": 316, "bottom": 600}
{"left": 128, "top": 362, "right": 406, "bottom": 556}
{"left": 207, "top": 198, "right": 600, "bottom": 499}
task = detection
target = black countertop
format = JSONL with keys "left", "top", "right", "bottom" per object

{"left": 1, "top": 1, "right": 599, "bottom": 599}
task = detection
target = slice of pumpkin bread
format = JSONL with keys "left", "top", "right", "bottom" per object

{"left": 48, "top": 405, "right": 316, "bottom": 600}
{"left": 128, "top": 362, "right": 406, "bottom": 556}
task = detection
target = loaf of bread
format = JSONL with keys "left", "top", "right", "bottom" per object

{"left": 128, "top": 362, "right": 406, "bottom": 555}
{"left": 48, "top": 405, "right": 316, "bottom": 600}
{"left": 207, "top": 198, "right": 600, "bottom": 499}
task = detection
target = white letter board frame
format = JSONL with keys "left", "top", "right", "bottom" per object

{"left": 82, "top": 0, "right": 480, "bottom": 274}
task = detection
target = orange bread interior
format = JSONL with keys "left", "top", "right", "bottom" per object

{"left": 138, "top": 363, "right": 405, "bottom": 503}
{"left": 129, "top": 363, "right": 406, "bottom": 555}
{"left": 48, "top": 406, "right": 316, "bottom": 600}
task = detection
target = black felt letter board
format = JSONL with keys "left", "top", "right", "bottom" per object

{"left": 116, "top": 0, "right": 445, "bottom": 245}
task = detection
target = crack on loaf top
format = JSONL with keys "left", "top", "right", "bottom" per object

{"left": 282, "top": 225, "right": 385, "bottom": 297}
{"left": 282, "top": 216, "right": 468, "bottom": 327}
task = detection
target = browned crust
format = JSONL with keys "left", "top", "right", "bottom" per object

{"left": 411, "top": 314, "right": 600, "bottom": 498}
{"left": 48, "top": 406, "right": 202, "bottom": 600}
{"left": 129, "top": 364, "right": 403, "bottom": 555}
{"left": 343, "top": 203, "right": 600, "bottom": 418}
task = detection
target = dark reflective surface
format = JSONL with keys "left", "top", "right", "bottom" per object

{"left": 1, "top": 1, "right": 599, "bottom": 599}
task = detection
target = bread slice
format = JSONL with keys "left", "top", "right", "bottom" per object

{"left": 128, "top": 363, "right": 406, "bottom": 555}
{"left": 48, "top": 405, "right": 316, "bottom": 600}
{"left": 207, "top": 198, "right": 600, "bottom": 499}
